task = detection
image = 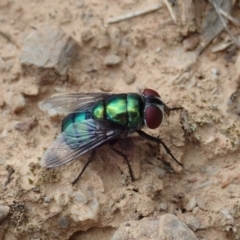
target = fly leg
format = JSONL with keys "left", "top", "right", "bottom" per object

{"left": 136, "top": 130, "right": 183, "bottom": 167}
{"left": 109, "top": 140, "right": 134, "bottom": 181}
{"left": 72, "top": 150, "right": 96, "bottom": 185}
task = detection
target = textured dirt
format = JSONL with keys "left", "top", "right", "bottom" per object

{"left": 1, "top": 0, "right": 240, "bottom": 240}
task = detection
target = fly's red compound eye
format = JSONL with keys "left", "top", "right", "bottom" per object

{"left": 145, "top": 105, "right": 163, "bottom": 129}
{"left": 143, "top": 89, "right": 160, "bottom": 98}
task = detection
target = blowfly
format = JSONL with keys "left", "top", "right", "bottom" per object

{"left": 40, "top": 89, "right": 182, "bottom": 184}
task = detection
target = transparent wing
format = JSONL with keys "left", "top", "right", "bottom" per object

{"left": 39, "top": 93, "right": 111, "bottom": 113}
{"left": 40, "top": 119, "right": 123, "bottom": 168}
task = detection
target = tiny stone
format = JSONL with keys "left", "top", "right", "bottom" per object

{"left": 192, "top": 207, "right": 199, "bottom": 215}
{"left": 0, "top": 205, "right": 10, "bottom": 221}
{"left": 43, "top": 197, "right": 51, "bottom": 203}
{"left": 0, "top": 94, "right": 4, "bottom": 107}
{"left": 3, "top": 89, "right": 26, "bottom": 113}
{"left": 196, "top": 198, "right": 205, "bottom": 209}
{"left": 75, "top": 191, "right": 87, "bottom": 204}
{"left": 59, "top": 8, "right": 72, "bottom": 24}
{"left": 200, "top": 167, "right": 207, "bottom": 173}
{"left": 127, "top": 55, "right": 135, "bottom": 68}
{"left": 99, "top": 83, "right": 112, "bottom": 92}
{"left": 211, "top": 68, "right": 220, "bottom": 76}
{"left": 32, "top": 187, "right": 40, "bottom": 193}
{"left": 94, "top": 32, "right": 110, "bottom": 49}
{"left": 124, "top": 72, "right": 135, "bottom": 85}
{"left": 156, "top": 47, "right": 161, "bottom": 53}
{"left": 104, "top": 55, "right": 121, "bottom": 66}
{"left": 15, "top": 118, "right": 38, "bottom": 132}
{"left": 0, "top": 0, "right": 10, "bottom": 8}
{"left": 183, "top": 36, "right": 199, "bottom": 51}
{"left": 0, "top": 156, "right": 6, "bottom": 165}
{"left": 20, "top": 82, "right": 39, "bottom": 96}
{"left": 76, "top": 0, "right": 84, "bottom": 8}
{"left": 108, "top": 26, "right": 121, "bottom": 55}
{"left": 183, "top": 215, "right": 202, "bottom": 231}
{"left": 81, "top": 29, "right": 93, "bottom": 43}
{"left": 58, "top": 216, "right": 69, "bottom": 229}
{"left": 228, "top": 184, "right": 238, "bottom": 193}
{"left": 207, "top": 52, "right": 218, "bottom": 61}
{"left": 153, "top": 167, "right": 165, "bottom": 178}
{"left": 157, "top": 203, "right": 168, "bottom": 211}
{"left": 159, "top": 214, "right": 197, "bottom": 240}
{"left": 186, "top": 197, "right": 197, "bottom": 211}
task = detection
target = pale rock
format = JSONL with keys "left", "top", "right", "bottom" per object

{"left": 3, "top": 89, "right": 26, "bottom": 113}
{"left": 186, "top": 196, "right": 197, "bottom": 211}
{"left": 0, "top": 205, "right": 10, "bottom": 221}
{"left": 20, "top": 24, "right": 80, "bottom": 83}
{"left": 70, "top": 198, "right": 99, "bottom": 222}
{"left": 108, "top": 26, "right": 121, "bottom": 55}
{"left": 111, "top": 214, "right": 197, "bottom": 240}
{"left": 104, "top": 55, "right": 121, "bottom": 66}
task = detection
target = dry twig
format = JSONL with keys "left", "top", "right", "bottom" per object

{"left": 107, "top": 3, "right": 162, "bottom": 24}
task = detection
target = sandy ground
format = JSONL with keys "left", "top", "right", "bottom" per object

{"left": 1, "top": 0, "right": 240, "bottom": 239}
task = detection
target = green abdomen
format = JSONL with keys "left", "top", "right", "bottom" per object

{"left": 62, "top": 112, "right": 91, "bottom": 131}
{"left": 62, "top": 93, "right": 144, "bottom": 131}
{"left": 92, "top": 93, "right": 144, "bottom": 128}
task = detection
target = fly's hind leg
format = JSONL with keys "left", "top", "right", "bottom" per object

{"left": 72, "top": 150, "right": 96, "bottom": 185}
{"left": 136, "top": 130, "right": 183, "bottom": 167}
{"left": 109, "top": 139, "right": 134, "bottom": 181}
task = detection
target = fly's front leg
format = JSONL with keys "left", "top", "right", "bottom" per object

{"left": 72, "top": 149, "right": 96, "bottom": 185}
{"left": 136, "top": 130, "right": 183, "bottom": 167}
{"left": 109, "top": 139, "right": 134, "bottom": 181}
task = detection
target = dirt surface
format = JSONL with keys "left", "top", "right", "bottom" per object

{"left": 1, "top": 0, "right": 240, "bottom": 239}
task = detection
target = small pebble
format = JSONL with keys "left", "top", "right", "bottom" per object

{"left": 207, "top": 52, "right": 218, "bottom": 61}
{"left": 104, "top": 54, "right": 121, "bottom": 66}
{"left": 58, "top": 215, "right": 69, "bottom": 229}
{"left": 15, "top": 118, "right": 38, "bottom": 132}
{"left": 228, "top": 184, "right": 238, "bottom": 193}
{"left": 43, "top": 197, "right": 51, "bottom": 203}
{"left": 76, "top": 0, "right": 84, "bottom": 8}
{"left": 108, "top": 27, "right": 121, "bottom": 55}
{"left": 157, "top": 203, "right": 168, "bottom": 211}
{"left": 127, "top": 56, "right": 135, "bottom": 68}
{"left": 186, "top": 197, "right": 197, "bottom": 211}
{"left": 153, "top": 167, "right": 165, "bottom": 178}
{"left": 0, "top": 94, "right": 4, "bottom": 107}
{"left": 183, "top": 36, "right": 199, "bottom": 51}
{"left": 99, "top": 83, "right": 112, "bottom": 92}
{"left": 0, "top": 205, "right": 10, "bottom": 221}
{"left": 0, "top": 156, "right": 6, "bottom": 165}
{"left": 192, "top": 207, "right": 199, "bottom": 215}
{"left": 75, "top": 191, "right": 87, "bottom": 204}
{"left": 3, "top": 89, "right": 26, "bottom": 113}
{"left": 159, "top": 214, "right": 197, "bottom": 240}
{"left": 196, "top": 198, "right": 205, "bottom": 210}
{"left": 59, "top": 8, "right": 72, "bottom": 24}
{"left": 94, "top": 33, "right": 110, "bottom": 49}
{"left": 221, "top": 208, "right": 234, "bottom": 224}
{"left": 20, "top": 83, "right": 39, "bottom": 96}
{"left": 183, "top": 214, "right": 202, "bottom": 231}
{"left": 81, "top": 29, "right": 93, "bottom": 43}
{"left": 124, "top": 72, "right": 135, "bottom": 85}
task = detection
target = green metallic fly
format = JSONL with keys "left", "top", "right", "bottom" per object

{"left": 40, "top": 89, "right": 182, "bottom": 184}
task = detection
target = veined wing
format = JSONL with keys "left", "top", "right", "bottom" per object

{"left": 39, "top": 92, "right": 111, "bottom": 113}
{"left": 40, "top": 119, "right": 123, "bottom": 168}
